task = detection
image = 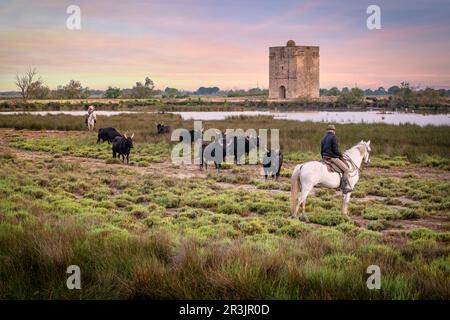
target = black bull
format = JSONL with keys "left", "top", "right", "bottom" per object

{"left": 157, "top": 124, "right": 170, "bottom": 134}
{"left": 112, "top": 135, "right": 134, "bottom": 164}
{"left": 262, "top": 150, "right": 283, "bottom": 180}
{"left": 97, "top": 127, "right": 122, "bottom": 143}
{"left": 198, "top": 135, "right": 260, "bottom": 171}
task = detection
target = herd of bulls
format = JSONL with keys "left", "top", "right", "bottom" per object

{"left": 97, "top": 124, "right": 283, "bottom": 179}
{"left": 97, "top": 127, "right": 134, "bottom": 164}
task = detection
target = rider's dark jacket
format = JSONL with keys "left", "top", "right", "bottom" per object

{"left": 321, "top": 132, "right": 342, "bottom": 158}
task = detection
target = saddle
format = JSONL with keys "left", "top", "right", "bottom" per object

{"left": 321, "top": 157, "right": 349, "bottom": 175}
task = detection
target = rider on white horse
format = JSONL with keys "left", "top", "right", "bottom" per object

{"left": 291, "top": 135, "right": 371, "bottom": 221}
{"left": 320, "top": 124, "right": 352, "bottom": 193}
{"left": 86, "top": 105, "right": 97, "bottom": 131}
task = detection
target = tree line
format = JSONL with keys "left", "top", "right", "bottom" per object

{"left": 12, "top": 68, "right": 267, "bottom": 101}
{"left": 12, "top": 68, "right": 450, "bottom": 105}
{"left": 13, "top": 68, "right": 160, "bottom": 101}
{"left": 325, "top": 83, "right": 449, "bottom": 106}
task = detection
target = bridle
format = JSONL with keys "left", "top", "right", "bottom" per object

{"left": 342, "top": 143, "right": 371, "bottom": 175}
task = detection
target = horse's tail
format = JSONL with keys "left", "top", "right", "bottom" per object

{"left": 290, "top": 164, "right": 303, "bottom": 215}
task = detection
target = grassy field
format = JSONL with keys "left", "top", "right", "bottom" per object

{"left": 0, "top": 114, "right": 449, "bottom": 299}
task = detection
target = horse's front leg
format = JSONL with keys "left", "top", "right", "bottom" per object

{"left": 342, "top": 192, "right": 352, "bottom": 217}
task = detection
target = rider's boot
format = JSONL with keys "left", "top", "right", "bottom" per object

{"left": 340, "top": 176, "right": 353, "bottom": 194}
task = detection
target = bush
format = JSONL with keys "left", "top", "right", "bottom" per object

{"left": 367, "top": 220, "right": 386, "bottom": 231}
{"left": 362, "top": 205, "right": 400, "bottom": 220}
{"left": 218, "top": 202, "right": 245, "bottom": 215}
{"left": 407, "top": 228, "right": 437, "bottom": 240}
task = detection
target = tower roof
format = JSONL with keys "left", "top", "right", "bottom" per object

{"left": 286, "top": 40, "right": 296, "bottom": 46}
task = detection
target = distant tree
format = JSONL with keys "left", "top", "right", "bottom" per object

{"left": 61, "top": 80, "right": 90, "bottom": 99}
{"left": 319, "top": 88, "right": 329, "bottom": 96}
{"left": 364, "top": 88, "right": 374, "bottom": 96}
{"left": 341, "top": 87, "right": 350, "bottom": 94}
{"left": 437, "top": 89, "right": 447, "bottom": 97}
{"left": 29, "top": 82, "right": 50, "bottom": 99}
{"left": 338, "top": 87, "right": 364, "bottom": 104}
{"left": 49, "top": 85, "right": 64, "bottom": 99}
{"left": 15, "top": 67, "right": 42, "bottom": 102}
{"left": 413, "top": 88, "right": 446, "bottom": 106}
{"left": 247, "top": 87, "right": 263, "bottom": 95}
{"left": 393, "top": 82, "right": 413, "bottom": 106}
{"left": 328, "top": 87, "right": 340, "bottom": 96}
{"left": 145, "top": 77, "right": 155, "bottom": 90}
{"left": 196, "top": 87, "right": 220, "bottom": 95}
{"left": 131, "top": 76, "right": 155, "bottom": 98}
{"left": 104, "top": 86, "right": 121, "bottom": 99}
{"left": 226, "top": 88, "right": 267, "bottom": 97}
{"left": 374, "top": 86, "right": 387, "bottom": 95}
{"left": 387, "top": 85, "right": 400, "bottom": 95}
{"left": 164, "top": 87, "right": 179, "bottom": 97}
{"left": 351, "top": 87, "right": 364, "bottom": 100}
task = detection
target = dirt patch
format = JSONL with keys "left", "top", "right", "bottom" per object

{"left": 353, "top": 214, "right": 449, "bottom": 238}
{"left": 217, "top": 182, "right": 257, "bottom": 191}
{"left": 387, "top": 215, "right": 449, "bottom": 232}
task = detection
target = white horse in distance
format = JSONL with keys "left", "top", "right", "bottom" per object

{"left": 290, "top": 140, "right": 371, "bottom": 222}
{"left": 87, "top": 111, "right": 97, "bottom": 132}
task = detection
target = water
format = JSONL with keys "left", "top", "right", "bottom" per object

{"left": 1, "top": 110, "right": 449, "bottom": 126}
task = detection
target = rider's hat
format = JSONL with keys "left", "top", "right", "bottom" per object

{"left": 327, "top": 124, "right": 336, "bottom": 131}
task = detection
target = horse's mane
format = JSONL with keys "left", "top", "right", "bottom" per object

{"left": 344, "top": 142, "right": 366, "bottom": 157}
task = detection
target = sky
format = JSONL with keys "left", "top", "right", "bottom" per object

{"left": 0, "top": 0, "right": 449, "bottom": 91}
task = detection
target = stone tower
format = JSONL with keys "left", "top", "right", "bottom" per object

{"left": 269, "top": 40, "right": 320, "bottom": 99}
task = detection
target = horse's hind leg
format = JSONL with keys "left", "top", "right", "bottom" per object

{"left": 299, "top": 186, "right": 313, "bottom": 222}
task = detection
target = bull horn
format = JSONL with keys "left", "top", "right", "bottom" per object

{"left": 124, "top": 132, "right": 128, "bottom": 139}
{"left": 131, "top": 133, "right": 135, "bottom": 139}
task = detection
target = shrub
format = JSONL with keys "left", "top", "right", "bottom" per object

{"left": 367, "top": 220, "right": 387, "bottom": 231}
{"left": 218, "top": 202, "right": 245, "bottom": 215}
{"left": 308, "top": 211, "right": 347, "bottom": 226}
{"left": 407, "top": 228, "right": 437, "bottom": 240}
{"left": 362, "top": 205, "right": 400, "bottom": 220}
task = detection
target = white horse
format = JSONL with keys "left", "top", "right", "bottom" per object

{"left": 290, "top": 140, "right": 371, "bottom": 222}
{"left": 87, "top": 112, "right": 97, "bottom": 132}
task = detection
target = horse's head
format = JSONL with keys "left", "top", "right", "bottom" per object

{"left": 361, "top": 140, "right": 371, "bottom": 164}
